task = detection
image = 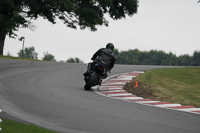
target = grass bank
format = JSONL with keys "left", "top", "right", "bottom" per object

{"left": 124, "top": 67, "right": 200, "bottom": 107}
{"left": 0, "top": 55, "right": 40, "bottom": 61}
{"left": 0, "top": 118, "right": 57, "bottom": 133}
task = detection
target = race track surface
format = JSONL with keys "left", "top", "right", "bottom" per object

{"left": 0, "top": 60, "right": 200, "bottom": 133}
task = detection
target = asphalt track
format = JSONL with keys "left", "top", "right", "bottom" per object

{"left": 0, "top": 59, "right": 200, "bottom": 133}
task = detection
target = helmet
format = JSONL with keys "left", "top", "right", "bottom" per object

{"left": 106, "top": 43, "right": 114, "bottom": 51}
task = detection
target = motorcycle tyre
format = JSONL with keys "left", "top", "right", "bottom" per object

{"left": 84, "top": 72, "right": 98, "bottom": 90}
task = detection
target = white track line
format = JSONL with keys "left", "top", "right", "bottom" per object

{"left": 155, "top": 104, "right": 182, "bottom": 108}
{"left": 107, "top": 93, "right": 133, "bottom": 97}
{"left": 135, "top": 101, "right": 160, "bottom": 104}
{"left": 115, "top": 97, "right": 144, "bottom": 100}
{"left": 102, "top": 82, "right": 126, "bottom": 85}
{"left": 176, "top": 108, "right": 200, "bottom": 112}
{"left": 100, "top": 90, "right": 126, "bottom": 93}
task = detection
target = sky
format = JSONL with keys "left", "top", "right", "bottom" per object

{"left": 4, "top": 0, "right": 200, "bottom": 63}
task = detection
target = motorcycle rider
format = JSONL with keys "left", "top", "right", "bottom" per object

{"left": 83, "top": 43, "right": 116, "bottom": 81}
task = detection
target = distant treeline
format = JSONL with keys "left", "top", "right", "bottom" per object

{"left": 7, "top": 46, "right": 83, "bottom": 63}
{"left": 114, "top": 49, "right": 200, "bottom": 66}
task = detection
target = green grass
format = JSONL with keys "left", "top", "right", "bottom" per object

{"left": 0, "top": 55, "right": 41, "bottom": 61}
{"left": 136, "top": 67, "right": 200, "bottom": 107}
{"left": 0, "top": 118, "right": 57, "bottom": 133}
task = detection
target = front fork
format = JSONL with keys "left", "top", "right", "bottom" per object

{"left": 87, "top": 62, "right": 93, "bottom": 72}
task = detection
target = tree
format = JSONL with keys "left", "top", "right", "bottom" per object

{"left": 178, "top": 55, "right": 191, "bottom": 66}
{"left": 114, "top": 48, "right": 200, "bottom": 66}
{"left": 0, "top": 0, "right": 139, "bottom": 55}
{"left": 18, "top": 46, "right": 38, "bottom": 59}
{"left": 113, "top": 48, "right": 119, "bottom": 56}
{"left": 66, "top": 58, "right": 75, "bottom": 63}
{"left": 191, "top": 51, "right": 200, "bottom": 66}
{"left": 42, "top": 52, "right": 55, "bottom": 61}
{"left": 66, "top": 57, "right": 83, "bottom": 63}
{"left": 75, "top": 57, "right": 83, "bottom": 63}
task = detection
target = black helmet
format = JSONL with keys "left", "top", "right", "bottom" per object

{"left": 106, "top": 43, "right": 114, "bottom": 51}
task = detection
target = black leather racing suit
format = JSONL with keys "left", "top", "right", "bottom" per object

{"left": 84, "top": 48, "right": 116, "bottom": 78}
{"left": 91, "top": 48, "right": 116, "bottom": 71}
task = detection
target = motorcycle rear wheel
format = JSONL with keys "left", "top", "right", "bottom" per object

{"left": 84, "top": 72, "right": 98, "bottom": 90}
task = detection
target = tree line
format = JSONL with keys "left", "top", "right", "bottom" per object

{"left": 113, "top": 49, "right": 200, "bottom": 66}
{"left": 7, "top": 46, "right": 200, "bottom": 66}
{"left": 14, "top": 46, "right": 83, "bottom": 63}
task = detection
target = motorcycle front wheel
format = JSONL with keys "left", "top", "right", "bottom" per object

{"left": 84, "top": 72, "right": 98, "bottom": 90}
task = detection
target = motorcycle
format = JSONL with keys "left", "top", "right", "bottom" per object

{"left": 84, "top": 62, "right": 107, "bottom": 90}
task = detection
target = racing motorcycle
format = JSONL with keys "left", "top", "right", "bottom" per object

{"left": 84, "top": 62, "right": 107, "bottom": 90}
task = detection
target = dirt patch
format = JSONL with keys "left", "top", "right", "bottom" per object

{"left": 123, "top": 78, "right": 156, "bottom": 99}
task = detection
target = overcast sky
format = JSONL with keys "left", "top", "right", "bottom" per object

{"left": 4, "top": 0, "right": 200, "bottom": 63}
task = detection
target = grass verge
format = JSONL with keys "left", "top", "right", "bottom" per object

{"left": 124, "top": 67, "right": 200, "bottom": 107}
{"left": 0, "top": 118, "right": 57, "bottom": 133}
{"left": 0, "top": 55, "right": 42, "bottom": 61}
